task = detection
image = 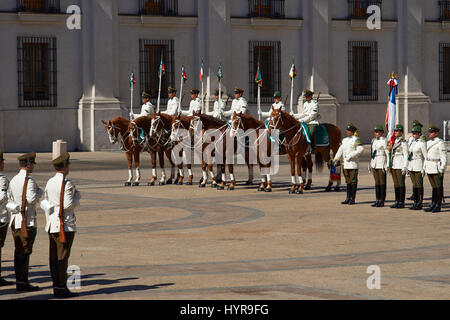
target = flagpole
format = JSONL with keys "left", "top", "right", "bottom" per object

{"left": 257, "top": 84, "right": 261, "bottom": 121}
{"left": 130, "top": 79, "right": 134, "bottom": 118}
{"left": 178, "top": 70, "right": 183, "bottom": 115}
{"left": 200, "top": 59, "right": 204, "bottom": 113}
{"left": 289, "top": 77, "right": 294, "bottom": 115}
{"left": 157, "top": 53, "right": 163, "bottom": 113}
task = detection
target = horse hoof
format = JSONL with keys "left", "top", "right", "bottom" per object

{"left": 199, "top": 184, "right": 206, "bottom": 188}
{"left": 324, "top": 187, "right": 332, "bottom": 192}
{"left": 199, "top": 178, "right": 204, "bottom": 185}
{"left": 165, "top": 179, "right": 173, "bottom": 185}
{"left": 124, "top": 182, "right": 132, "bottom": 187}
{"left": 132, "top": 182, "right": 139, "bottom": 187}
{"left": 257, "top": 187, "right": 265, "bottom": 192}
{"left": 147, "top": 182, "right": 155, "bottom": 186}
{"left": 265, "top": 188, "right": 272, "bottom": 193}
{"left": 334, "top": 187, "right": 341, "bottom": 192}
{"left": 228, "top": 186, "right": 235, "bottom": 191}
{"left": 245, "top": 181, "right": 253, "bottom": 186}
{"left": 159, "top": 182, "right": 166, "bottom": 186}
{"left": 289, "top": 189, "right": 295, "bottom": 194}
{"left": 304, "top": 185, "right": 311, "bottom": 190}
{"left": 185, "top": 182, "right": 193, "bottom": 186}
{"left": 217, "top": 186, "right": 225, "bottom": 190}
{"left": 296, "top": 189, "right": 303, "bottom": 194}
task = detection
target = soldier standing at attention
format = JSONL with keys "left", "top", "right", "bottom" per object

{"left": 407, "top": 120, "right": 425, "bottom": 200}
{"left": 389, "top": 124, "right": 409, "bottom": 209}
{"left": 130, "top": 91, "right": 155, "bottom": 120}
{"left": 162, "top": 87, "right": 179, "bottom": 116}
{"left": 0, "top": 150, "right": 13, "bottom": 286}
{"left": 223, "top": 87, "right": 247, "bottom": 118}
{"left": 333, "top": 123, "right": 364, "bottom": 205}
{"left": 423, "top": 125, "right": 447, "bottom": 213}
{"left": 206, "top": 89, "right": 226, "bottom": 121}
{"left": 42, "top": 152, "right": 80, "bottom": 298}
{"left": 181, "top": 89, "right": 202, "bottom": 116}
{"left": 407, "top": 125, "right": 427, "bottom": 210}
{"left": 369, "top": 126, "right": 390, "bottom": 207}
{"left": 7, "top": 152, "right": 43, "bottom": 292}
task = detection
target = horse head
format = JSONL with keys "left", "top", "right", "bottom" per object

{"left": 229, "top": 111, "right": 244, "bottom": 138}
{"left": 189, "top": 111, "right": 202, "bottom": 137}
{"left": 150, "top": 112, "right": 163, "bottom": 138}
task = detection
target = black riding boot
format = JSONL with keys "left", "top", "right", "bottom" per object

{"left": 397, "top": 186, "right": 406, "bottom": 209}
{"left": 416, "top": 187, "right": 424, "bottom": 210}
{"left": 410, "top": 187, "right": 418, "bottom": 210}
{"left": 53, "top": 259, "right": 77, "bottom": 299}
{"left": 377, "top": 184, "right": 386, "bottom": 207}
{"left": 432, "top": 187, "right": 443, "bottom": 213}
{"left": 348, "top": 183, "right": 357, "bottom": 205}
{"left": 372, "top": 185, "right": 380, "bottom": 207}
{"left": 424, "top": 188, "right": 437, "bottom": 212}
{"left": 50, "top": 259, "right": 58, "bottom": 287}
{"left": 341, "top": 184, "right": 351, "bottom": 204}
{"left": 16, "top": 253, "right": 40, "bottom": 292}
{"left": 391, "top": 187, "right": 399, "bottom": 208}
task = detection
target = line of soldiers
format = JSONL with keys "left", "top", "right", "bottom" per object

{"left": 333, "top": 122, "right": 447, "bottom": 212}
{"left": 0, "top": 151, "right": 80, "bottom": 298}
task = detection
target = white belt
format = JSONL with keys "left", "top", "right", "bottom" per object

{"left": 426, "top": 158, "right": 440, "bottom": 162}
{"left": 374, "top": 155, "right": 386, "bottom": 157}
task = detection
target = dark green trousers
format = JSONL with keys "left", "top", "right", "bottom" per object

{"left": 49, "top": 232, "right": 75, "bottom": 289}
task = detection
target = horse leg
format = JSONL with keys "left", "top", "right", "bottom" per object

{"left": 258, "top": 165, "right": 267, "bottom": 192}
{"left": 148, "top": 150, "right": 157, "bottom": 186}
{"left": 125, "top": 151, "right": 133, "bottom": 186}
{"left": 164, "top": 149, "right": 175, "bottom": 185}
{"left": 288, "top": 154, "right": 297, "bottom": 194}
{"left": 132, "top": 149, "right": 141, "bottom": 187}
{"left": 304, "top": 154, "right": 313, "bottom": 190}
{"left": 228, "top": 164, "right": 235, "bottom": 190}
{"left": 217, "top": 165, "right": 226, "bottom": 190}
{"left": 158, "top": 150, "right": 167, "bottom": 185}
{"left": 208, "top": 164, "right": 217, "bottom": 187}
{"left": 199, "top": 160, "right": 208, "bottom": 188}
{"left": 296, "top": 154, "right": 304, "bottom": 194}
{"left": 186, "top": 163, "right": 193, "bottom": 186}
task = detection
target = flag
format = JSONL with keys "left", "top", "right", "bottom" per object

{"left": 182, "top": 66, "right": 188, "bottom": 83}
{"left": 255, "top": 68, "right": 262, "bottom": 86}
{"left": 129, "top": 72, "right": 136, "bottom": 88}
{"left": 200, "top": 62, "right": 204, "bottom": 82}
{"left": 289, "top": 64, "right": 297, "bottom": 79}
{"left": 217, "top": 65, "right": 223, "bottom": 83}
{"left": 385, "top": 77, "right": 399, "bottom": 145}
{"left": 159, "top": 59, "right": 166, "bottom": 78}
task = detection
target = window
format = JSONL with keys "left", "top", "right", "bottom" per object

{"left": 440, "top": 43, "right": 450, "bottom": 100}
{"left": 440, "top": 1, "right": 450, "bottom": 21}
{"left": 348, "top": 41, "right": 378, "bottom": 101}
{"left": 139, "top": 40, "right": 175, "bottom": 104}
{"left": 348, "top": 0, "right": 382, "bottom": 19}
{"left": 140, "top": 0, "right": 178, "bottom": 16}
{"left": 249, "top": 41, "right": 281, "bottom": 103}
{"left": 17, "top": 0, "right": 60, "bottom": 13}
{"left": 249, "top": 0, "right": 285, "bottom": 19}
{"left": 18, "top": 36, "right": 57, "bottom": 107}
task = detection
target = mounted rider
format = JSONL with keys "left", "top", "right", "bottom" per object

{"left": 181, "top": 88, "right": 202, "bottom": 116}
{"left": 162, "top": 87, "right": 179, "bottom": 116}
{"left": 293, "top": 89, "right": 319, "bottom": 153}
{"left": 223, "top": 87, "right": 247, "bottom": 118}
{"left": 206, "top": 89, "right": 226, "bottom": 121}
{"left": 130, "top": 91, "right": 155, "bottom": 120}
{"left": 259, "top": 91, "right": 285, "bottom": 118}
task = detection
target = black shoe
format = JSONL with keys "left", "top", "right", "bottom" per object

{"left": 425, "top": 188, "right": 438, "bottom": 212}
{"left": 341, "top": 184, "right": 351, "bottom": 204}
{"left": 432, "top": 205, "right": 441, "bottom": 213}
{"left": 16, "top": 282, "right": 41, "bottom": 292}
{"left": 166, "top": 178, "right": 173, "bottom": 185}
{"left": 372, "top": 185, "right": 380, "bottom": 207}
{"left": 0, "top": 277, "right": 13, "bottom": 287}
{"left": 397, "top": 202, "right": 405, "bottom": 209}
{"left": 54, "top": 287, "right": 78, "bottom": 299}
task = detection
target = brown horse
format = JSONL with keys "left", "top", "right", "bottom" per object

{"left": 269, "top": 109, "right": 341, "bottom": 194}
{"left": 102, "top": 117, "right": 141, "bottom": 186}
{"left": 128, "top": 116, "right": 177, "bottom": 186}
{"left": 189, "top": 112, "right": 235, "bottom": 190}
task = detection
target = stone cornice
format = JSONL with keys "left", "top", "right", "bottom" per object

{"left": 230, "top": 17, "right": 303, "bottom": 30}
{"left": 119, "top": 15, "right": 198, "bottom": 28}
{"left": 331, "top": 19, "right": 397, "bottom": 32}
{"left": 0, "top": 12, "right": 70, "bottom": 25}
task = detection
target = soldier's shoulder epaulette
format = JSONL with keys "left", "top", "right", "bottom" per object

{"left": 355, "top": 137, "right": 362, "bottom": 146}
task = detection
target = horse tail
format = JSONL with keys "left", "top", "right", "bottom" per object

{"left": 314, "top": 151, "right": 324, "bottom": 172}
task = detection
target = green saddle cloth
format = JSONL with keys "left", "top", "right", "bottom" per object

{"left": 300, "top": 123, "right": 329, "bottom": 147}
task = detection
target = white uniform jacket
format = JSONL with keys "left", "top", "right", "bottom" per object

{"left": 391, "top": 137, "right": 408, "bottom": 170}
{"left": 132, "top": 102, "right": 155, "bottom": 120}
{"left": 424, "top": 138, "right": 447, "bottom": 174}
{"left": 0, "top": 173, "right": 10, "bottom": 225}
{"left": 261, "top": 101, "right": 285, "bottom": 118}
{"left": 206, "top": 100, "right": 226, "bottom": 120}
{"left": 370, "top": 137, "right": 389, "bottom": 169}
{"left": 294, "top": 100, "right": 319, "bottom": 124}
{"left": 42, "top": 173, "right": 81, "bottom": 233}
{"left": 7, "top": 170, "right": 43, "bottom": 229}
{"left": 334, "top": 135, "right": 364, "bottom": 170}
{"left": 181, "top": 98, "right": 202, "bottom": 116}
{"left": 163, "top": 97, "right": 179, "bottom": 116}
{"left": 407, "top": 138, "right": 427, "bottom": 173}
{"left": 223, "top": 97, "right": 248, "bottom": 117}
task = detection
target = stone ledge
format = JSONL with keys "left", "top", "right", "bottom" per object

{"left": 0, "top": 12, "right": 70, "bottom": 25}
{"left": 331, "top": 19, "right": 397, "bottom": 32}
{"left": 119, "top": 15, "right": 198, "bottom": 28}
{"left": 231, "top": 17, "right": 303, "bottom": 30}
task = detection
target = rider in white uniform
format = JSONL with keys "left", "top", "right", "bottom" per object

{"left": 293, "top": 90, "right": 319, "bottom": 153}
{"left": 181, "top": 89, "right": 202, "bottom": 116}
{"left": 162, "top": 87, "right": 179, "bottom": 116}
{"left": 206, "top": 89, "right": 226, "bottom": 121}
{"left": 259, "top": 91, "right": 285, "bottom": 119}
{"left": 223, "top": 87, "right": 247, "bottom": 118}
{"left": 130, "top": 91, "right": 155, "bottom": 120}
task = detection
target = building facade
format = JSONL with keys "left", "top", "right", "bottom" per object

{"left": 0, "top": 0, "right": 449, "bottom": 152}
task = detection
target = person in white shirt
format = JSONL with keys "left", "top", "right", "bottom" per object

{"left": 293, "top": 90, "right": 319, "bottom": 153}
{"left": 162, "top": 87, "right": 179, "bottom": 116}
{"left": 206, "top": 89, "right": 226, "bottom": 121}
{"left": 7, "top": 152, "right": 43, "bottom": 292}
{"left": 423, "top": 125, "right": 447, "bottom": 213}
{"left": 389, "top": 124, "right": 409, "bottom": 209}
{"left": 42, "top": 152, "right": 80, "bottom": 298}
{"left": 223, "top": 87, "right": 247, "bottom": 118}
{"left": 181, "top": 89, "right": 202, "bottom": 116}
{"left": 0, "top": 150, "right": 13, "bottom": 287}
{"left": 407, "top": 125, "right": 427, "bottom": 210}
{"left": 259, "top": 91, "right": 285, "bottom": 119}
{"left": 333, "top": 123, "right": 364, "bottom": 205}
{"left": 130, "top": 91, "right": 155, "bottom": 120}
{"left": 369, "top": 125, "right": 390, "bottom": 207}
{"left": 407, "top": 120, "right": 425, "bottom": 200}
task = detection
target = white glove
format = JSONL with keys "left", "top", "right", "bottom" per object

{"left": 439, "top": 165, "right": 445, "bottom": 174}
{"left": 368, "top": 164, "right": 372, "bottom": 173}
{"left": 421, "top": 169, "right": 425, "bottom": 177}
{"left": 257, "top": 110, "right": 262, "bottom": 116}
{"left": 129, "top": 112, "right": 134, "bottom": 119}
{"left": 401, "top": 168, "right": 407, "bottom": 176}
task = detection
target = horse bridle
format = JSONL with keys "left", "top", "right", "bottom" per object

{"left": 107, "top": 122, "right": 119, "bottom": 144}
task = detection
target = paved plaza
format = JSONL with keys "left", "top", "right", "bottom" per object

{"left": 0, "top": 151, "right": 449, "bottom": 300}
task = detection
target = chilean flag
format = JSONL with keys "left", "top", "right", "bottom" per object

{"left": 200, "top": 62, "right": 204, "bottom": 82}
{"left": 385, "top": 78, "right": 398, "bottom": 145}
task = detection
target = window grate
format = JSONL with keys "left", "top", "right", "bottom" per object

{"left": 348, "top": 0, "right": 382, "bottom": 20}
{"left": 348, "top": 41, "right": 378, "bottom": 101}
{"left": 140, "top": 0, "right": 178, "bottom": 16}
{"left": 17, "top": 36, "right": 57, "bottom": 107}
{"left": 248, "top": 0, "right": 285, "bottom": 19}
{"left": 139, "top": 39, "right": 175, "bottom": 105}
{"left": 439, "top": 1, "right": 450, "bottom": 21}
{"left": 440, "top": 43, "right": 450, "bottom": 100}
{"left": 16, "top": 0, "right": 60, "bottom": 13}
{"left": 249, "top": 41, "right": 281, "bottom": 103}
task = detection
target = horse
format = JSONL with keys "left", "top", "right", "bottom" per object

{"left": 127, "top": 116, "right": 177, "bottom": 186}
{"left": 102, "top": 117, "right": 141, "bottom": 186}
{"left": 189, "top": 112, "right": 236, "bottom": 190}
{"left": 170, "top": 114, "right": 221, "bottom": 188}
{"left": 269, "top": 108, "right": 341, "bottom": 194}
{"left": 148, "top": 112, "right": 194, "bottom": 185}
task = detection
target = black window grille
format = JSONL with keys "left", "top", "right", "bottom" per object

{"left": 440, "top": 43, "right": 450, "bottom": 100}
{"left": 18, "top": 36, "right": 57, "bottom": 107}
{"left": 139, "top": 39, "right": 175, "bottom": 105}
{"left": 348, "top": 41, "right": 378, "bottom": 101}
{"left": 140, "top": 0, "right": 178, "bottom": 16}
{"left": 439, "top": 1, "right": 450, "bottom": 21}
{"left": 16, "top": 0, "right": 60, "bottom": 13}
{"left": 249, "top": 41, "right": 281, "bottom": 103}
{"left": 348, "top": 0, "right": 382, "bottom": 19}
{"left": 248, "top": 0, "right": 285, "bottom": 19}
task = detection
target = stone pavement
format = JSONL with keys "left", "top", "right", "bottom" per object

{"left": 0, "top": 152, "right": 449, "bottom": 300}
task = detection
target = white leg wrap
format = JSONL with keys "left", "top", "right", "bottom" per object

{"left": 128, "top": 169, "right": 133, "bottom": 182}
{"left": 230, "top": 173, "right": 235, "bottom": 181}
{"left": 261, "top": 176, "right": 267, "bottom": 183}
{"left": 135, "top": 168, "right": 141, "bottom": 181}
{"left": 161, "top": 169, "right": 166, "bottom": 178}
{"left": 152, "top": 168, "right": 157, "bottom": 177}
{"left": 188, "top": 169, "right": 193, "bottom": 177}
{"left": 291, "top": 176, "right": 297, "bottom": 185}
{"left": 202, "top": 170, "right": 208, "bottom": 182}
{"left": 298, "top": 176, "right": 304, "bottom": 184}
{"left": 209, "top": 170, "right": 215, "bottom": 179}
{"left": 222, "top": 173, "right": 226, "bottom": 182}
{"left": 179, "top": 169, "right": 184, "bottom": 177}
{"left": 267, "top": 174, "right": 272, "bottom": 182}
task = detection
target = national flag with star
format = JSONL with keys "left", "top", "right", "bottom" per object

{"left": 159, "top": 59, "right": 166, "bottom": 78}
{"left": 255, "top": 68, "right": 262, "bottom": 87}
{"left": 129, "top": 72, "right": 136, "bottom": 88}
{"left": 200, "top": 62, "right": 204, "bottom": 82}
{"left": 182, "top": 66, "right": 188, "bottom": 83}
{"left": 289, "top": 63, "right": 297, "bottom": 80}
{"left": 385, "top": 77, "right": 399, "bottom": 145}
